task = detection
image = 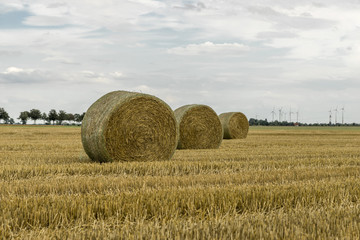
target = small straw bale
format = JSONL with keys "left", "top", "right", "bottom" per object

{"left": 81, "top": 91, "right": 178, "bottom": 162}
{"left": 174, "top": 104, "right": 223, "bottom": 149}
{"left": 219, "top": 112, "right": 249, "bottom": 139}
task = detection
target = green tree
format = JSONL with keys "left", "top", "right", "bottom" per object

{"left": 74, "top": 113, "right": 81, "bottom": 124}
{"left": 0, "top": 108, "right": 9, "bottom": 123}
{"left": 42, "top": 112, "right": 49, "bottom": 124}
{"left": 18, "top": 111, "right": 29, "bottom": 125}
{"left": 80, "top": 112, "right": 85, "bottom": 122}
{"left": 9, "top": 118, "right": 14, "bottom": 124}
{"left": 29, "top": 109, "right": 42, "bottom": 124}
{"left": 48, "top": 109, "right": 58, "bottom": 125}
{"left": 74, "top": 113, "right": 86, "bottom": 125}
{"left": 66, "top": 113, "right": 75, "bottom": 124}
{"left": 58, "top": 110, "right": 67, "bottom": 125}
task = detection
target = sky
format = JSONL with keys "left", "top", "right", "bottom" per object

{"left": 0, "top": 0, "right": 360, "bottom": 124}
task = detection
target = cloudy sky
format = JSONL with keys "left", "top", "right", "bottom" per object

{"left": 1, "top": 0, "right": 360, "bottom": 123}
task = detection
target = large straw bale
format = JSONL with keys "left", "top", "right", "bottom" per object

{"left": 81, "top": 91, "right": 178, "bottom": 162}
{"left": 174, "top": 104, "right": 223, "bottom": 149}
{"left": 219, "top": 112, "right": 249, "bottom": 139}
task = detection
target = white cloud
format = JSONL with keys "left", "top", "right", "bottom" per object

{"left": 0, "top": 67, "right": 51, "bottom": 84}
{"left": 0, "top": 67, "right": 116, "bottom": 85}
{"left": 135, "top": 84, "right": 153, "bottom": 94}
{"left": 0, "top": 1, "right": 24, "bottom": 13}
{"left": 3, "top": 67, "right": 26, "bottom": 74}
{"left": 21, "top": 0, "right": 166, "bottom": 31}
{"left": 110, "top": 71, "right": 124, "bottom": 78}
{"left": 261, "top": 4, "right": 360, "bottom": 61}
{"left": 78, "top": 71, "right": 113, "bottom": 84}
{"left": 42, "top": 56, "right": 79, "bottom": 65}
{"left": 167, "top": 41, "right": 250, "bottom": 56}
{"left": 23, "top": 15, "right": 71, "bottom": 27}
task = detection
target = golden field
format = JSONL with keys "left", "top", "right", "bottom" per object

{"left": 1, "top": 125, "right": 360, "bottom": 239}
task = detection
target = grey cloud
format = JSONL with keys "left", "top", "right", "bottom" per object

{"left": 42, "top": 56, "right": 81, "bottom": 65}
{"left": 0, "top": 50, "right": 22, "bottom": 56}
{"left": 312, "top": 2, "right": 327, "bottom": 8}
{"left": 0, "top": 3, "right": 24, "bottom": 14}
{"left": 276, "top": 16, "right": 335, "bottom": 30}
{"left": 0, "top": 69, "right": 54, "bottom": 84}
{"left": 296, "top": 79, "right": 360, "bottom": 91}
{"left": 301, "top": 12, "right": 312, "bottom": 17}
{"left": 141, "top": 12, "right": 165, "bottom": 18}
{"left": 23, "top": 15, "right": 71, "bottom": 27}
{"left": 247, "top": 6, "right": 282, "bottom": 17}
{"left": 248, "top": 5, "right": 336, "bottom": 30}
{"left": 81, "top": 27, "right": 112, "bottom": 39}
{"left": 257, "top": 31, "right": 298, "bottom": 39}
{"left": 46, "top": 2, "right": 68, "bottom": 8}
{"left": 0, "top": 68, "right": 117, "bottom": 85}
{"left": 174, "top": 2, "right": 206, "bottom": 11}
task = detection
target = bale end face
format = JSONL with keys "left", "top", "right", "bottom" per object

{"left": 219, "top": 112, "right": 249, "bottom": 139}
{"left": 175, "top": 104, "right": 223, "bottom": 149}
{"left": 81, "top": 91, "right": 178, "bottom": 162}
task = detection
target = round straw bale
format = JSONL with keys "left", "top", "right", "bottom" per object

{"left": 219, "top": 112, "right": 249, "bottom": 139}
{"left": 174, "top": 104, "right": 223, "bottom": 149}
{"left": 81, "top": 91, "right": 178, "bottom": 162}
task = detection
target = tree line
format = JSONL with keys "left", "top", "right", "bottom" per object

{"left": 0, "top": 108, "right": 85, "bottom": 125}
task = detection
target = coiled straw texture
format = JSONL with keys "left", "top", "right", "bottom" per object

{"left": 174, "top": 104, "right": 223, "bottom": 149}
{"left": 219, "top": 112, "right": 249, "bottom": 139}
{"left": 81, "top": 91, "right": 178, "bottom": 162}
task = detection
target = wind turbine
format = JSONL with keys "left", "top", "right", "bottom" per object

{"left": 329, "top": 109, "right": 332, "bottom": 125}
{"left": 334, "top": 107, "right": 338, "bottom": 125}
{"left": 341, "top": 106, "right": 345, "bottom": 124}
{"left": 278, "top": 108, "right": 282, "bottom": 122}
{"left": 271, "top": 107, "right": 276, "bottom": 122}
{"left": 296, "top": 110, "right": 299, "bottom": 123}
{"left": 289, "top": 107, "right": 294, "bottom": 122}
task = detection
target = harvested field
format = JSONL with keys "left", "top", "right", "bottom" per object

{"left": 1, "top": 125, "right": 360, "bottom": 239}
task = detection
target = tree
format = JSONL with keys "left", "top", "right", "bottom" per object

{"left": 9, "top": 118, "right": 14, "bottom": 124}
{"left": 74, "top": 113, "right": 81, "bottom": 124}
{"left": 29, "top": 109, "right": 42, "bottom": 124}
{"left": 48, "top": 109, "right": 58, "bottom": 125}
{"left": 58, "top": 110, "right": 67, "bottom": 125}
{"left": 66, "top": 113, "right": 75, "bottom": 124}
{"left": 73, "top": 113, "right": 86, "bottom": 125}
{"left": 249, "top": 118, "right": 258, "bottom": 126}
{"left": 80, "top": 112, "right": 85, "bottom": 122}
{"left": 18, "top": 111, "right": 29, "bottom": 125}
{"left": 0, "top": 108, "right": 10, "bottom": 123}
{"left": 42, "top": 112, "right": 49, "bottom": 124}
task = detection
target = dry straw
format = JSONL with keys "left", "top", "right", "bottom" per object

{"left": 81, "top": 91, "right": 178, "bottom": 162}
{"left": 174, "top": 104, "right": 223, "bottom": 149}
{"left": 219, "top": 112, "right": 249, "bottom": 139}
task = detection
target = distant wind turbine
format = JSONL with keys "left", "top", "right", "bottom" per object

{"left": 278, "top": 108, "right": 282, "bottom": 122}
{"left": 289, "top": 107, "right": 294, "bottom": 122}
{"left": 271, "top": 107, "right": 276, "bottom": 122}
{"left": 334, "top": 107, "right": 338, "bottom": 125}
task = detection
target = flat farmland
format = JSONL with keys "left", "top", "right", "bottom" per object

{"left": 1, "top": 125, "right": 360, "bottom": 239}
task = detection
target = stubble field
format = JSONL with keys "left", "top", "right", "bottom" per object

{"left": 1, "top": 125, "right": 360, "bottom": 239}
